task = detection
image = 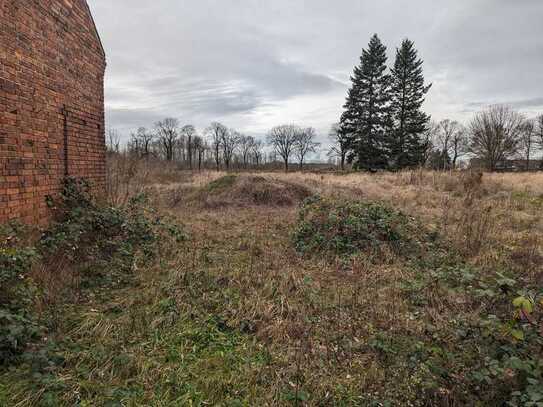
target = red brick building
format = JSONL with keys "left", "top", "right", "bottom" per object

{"left": 1, "top": 0, "right": 106, "bottom": 224}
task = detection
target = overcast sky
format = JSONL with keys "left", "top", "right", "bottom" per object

{"left": 88, "top": 0, "right": 543, "bottom": 148}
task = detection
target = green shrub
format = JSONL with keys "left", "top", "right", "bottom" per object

{"left": 0, "top": 224, "right": 40, "bottom": 365}
{"left": 0, "top": 178, "right": 185, "bottom": 365}
{"left": 40, "top": 177, "right": 185, "bottom": 274}
{"left": 293, "top": 195, "right": 419, "bottom": 259}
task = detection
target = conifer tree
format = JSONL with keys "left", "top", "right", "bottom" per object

{"left": 340, "top": 34, "right": 392, "bottom": 170}
{"left": 389, "top": 39, "right": 431, "bottom": 168}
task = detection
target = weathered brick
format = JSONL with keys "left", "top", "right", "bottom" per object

{"left": 0, "top": 0, "right": 106, "bottom": 224}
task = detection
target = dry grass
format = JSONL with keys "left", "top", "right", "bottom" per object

{"left": 260, "top": 170, "right": 543, "bottom": 268}
{"left": 138, "top": 166, "right": 542, "bottom": 279}
{"left": 4, "top": 161, "right": 543, "bottom": 406}
{"left": 139, "top": 167, "right": 541, "bottom": 404}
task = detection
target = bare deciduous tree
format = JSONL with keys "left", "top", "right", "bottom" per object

{"left": 155, "top": 118, "right": 179, "bottom": 161}
{"left": 206, "top": 122, "right": 228, "bottom": 171}
{"left": 518, "top": 120, "right": 536, "bottom": 170}
{"left": 239, "top": 135, "right": 255, "bottom": 168}
{"left": 449, "top": 125, "right": 469, "bottom": 169}
{"left": 251, "top": 139, "right": 264, "bottom": 166}
{"left": 192, "top": 135, "right": 208, "bottom": 171}
{"left": 222, "top": 129, "right": 240, "bottom": 171}
{"left": 327, "top": 123, "right": 349, "bottom": 171}
{"left": 294, "top": 127, "right": 320, "bottom": 170}
{"left": 536, "top": 115, "right": 543, "bottom": 152}
{"left": 181, "top": 125, "right": 197, "bottom": 170}
{"left": 107, "top": 128, "right": 121, "bottom": 154}
{"left": 468, "top": 105, "right": 525, "bottom": 171}
{"left": 129, "top": 127, "right": 154, "bottom": 158}
{"left": 267, "top": 125, "right": 299, "bottom": 172}
{"left": 435, "top": 119, "right": 466, "bottom": 169}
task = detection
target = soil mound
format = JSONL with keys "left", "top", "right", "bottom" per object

{"left": 199, "top": 175, "right": 312, "bottom": 208}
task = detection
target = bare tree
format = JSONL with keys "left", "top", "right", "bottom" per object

{"left": 327, "top": 123, "right": 349, "bottom": 171}
{"left": 206, "top": 122, "right": 228, "bottom": 171}
{"left": 267, "top": 125, "right": 299, "bottom": 172}
{"left": 449, "top": 125, "right": 469, "bottom": 169}
{"left": 222, "top": 129, "right": 240, "bottom": 171}
{"left": 518, "top": 120, "right": 536, "bottom": 170}
{"left": 434, "top": 120, "right": 462, "bottom": 169}
{"left": 129, "top": 127, "right": 154, "bottom": 158}
{"left": 468, "top": 105, "right": 525, "bottom": 171}
{"left": 192, "top": 135, "right": 208, "bottom": 171}
{"left": 251, "top": 139, "right": 264, "bottom": 167}
{"left": 239, "top": 135, "right": 255, "bottom": 169}
{"left": 537, "top": 115, "right": 543, "bottom": 154}
{"left": 173, "top": 137, "right": 187, "bottom": 163}
{"left": 294, "top": 127, "right": 320, "bottom": 170}
{"left": 181, "top": 125, "right": 197, "bottom": 170}
{"left": 155, "top": 118, "right": 179, "bottom": 161}
{"left": 107, "top": 128, "right": 121, "bottom": 154}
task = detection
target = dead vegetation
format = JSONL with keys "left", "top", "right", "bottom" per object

{"left": 3, "top": 159, "right": 543, "bottom": 406}
{"left": 165, "top": 173, "right": 312, "bottom": 209}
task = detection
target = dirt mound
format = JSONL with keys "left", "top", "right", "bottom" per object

{"left": 199, "top": 175, "right": 312, "bottom": 208}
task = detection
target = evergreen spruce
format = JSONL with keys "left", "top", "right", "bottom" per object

{"left": 340, "top": 34, "right": 392, "bottom": 170}
{"left": 389, "top": 39, "right": 431, "bottom": 168}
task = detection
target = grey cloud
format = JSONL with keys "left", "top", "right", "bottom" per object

{"left": 510, "top": 98, "right": 543, "bottom": 109}
{"left": 89, "top": 0, "right": 543, "bottom": 135}
{"left": 464, "top": 97, "right": 543, "bottom": 111}
{"left": 106, "top": 108, "right": 165, "bottom": 131}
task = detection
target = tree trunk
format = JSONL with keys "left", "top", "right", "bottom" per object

{"left": 188, "top": 136, "right": 192, "bottom": 170}
{"left": 488, "top": 158, "right": 496, "bottom": 172}
{"left": 215, "top": 148, "right": 220, "bottom": 171}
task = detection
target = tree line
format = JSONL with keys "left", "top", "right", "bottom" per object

{"left": 107, "top": 120, "right": 321, "bottom": 172}
{"left": 108, "top": 33, "right": 543, "bottom": 173}
{"left": 332, "top": 34, "right": 543, "bottom": 172}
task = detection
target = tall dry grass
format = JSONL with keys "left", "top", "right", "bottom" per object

{"left": 248, "top": 169, "right": 543, "bottom": 273}
{"left": 105, "top": 157, "right": 543, "bottom": 278}
{"left": 106, "top": 154, "right": 226, "bottom": 206}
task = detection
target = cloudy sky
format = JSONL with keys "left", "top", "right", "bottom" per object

{"left": 88, "top": 0, "right": 543, "bottom": 148}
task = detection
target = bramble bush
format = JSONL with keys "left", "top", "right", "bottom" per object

{"left": 0, "top": 223, "right": 40, "bottom": 365}
{"left": 0, "top": 177, "right": 186, "bottom": 365}
{"left": 293, "top": 195, "right": 543, "bottom": 404}
{"left": 293, "top": 195, "right": 422, "bottom": 259}
{"left": 42, "top": 178, "right": 186, "bottom": 273}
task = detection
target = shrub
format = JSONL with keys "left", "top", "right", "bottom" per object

{"left": 0, "top": 224, "right": 40, "bottom": 365}
{"left": 293, "top": 195, "right": 420, "bottom": 259}
{"left": 1, "top": 178, "right": 185, "bottom": 365}
{"left": 40, "top": 178, "right": 185, "bottom": 274}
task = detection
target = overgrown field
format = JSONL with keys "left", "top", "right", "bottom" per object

{"left": 1, "top": 163, "right": 543, "bottom": 406}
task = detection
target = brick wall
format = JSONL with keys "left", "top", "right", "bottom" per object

{"left": 0, "top": 0, "right": 106, "bottom": 225}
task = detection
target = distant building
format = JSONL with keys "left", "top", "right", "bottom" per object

{"left": 470, "top": 158, "right": 543, "bottom": 172}
{"left": 1, "top": 1, "right": 106, "bottom": 224}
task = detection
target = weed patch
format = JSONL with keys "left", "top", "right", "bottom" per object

{"left": 0, "top": 223, "right": 41, "bottom": 365}
{"left": 0, "top": 177, "right": 185, "bottom": 368}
